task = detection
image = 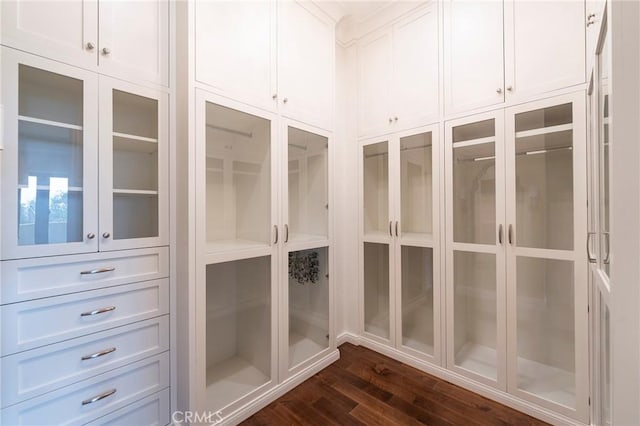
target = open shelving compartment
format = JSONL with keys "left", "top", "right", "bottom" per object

{"left": 205, "top": 102, "right": 271, "bottom": 255}
{"left": 111, "top": 89, "right": 159, "bottom": 240}
{"left": 17, "top": 64, "right": 85, "bottom": 246}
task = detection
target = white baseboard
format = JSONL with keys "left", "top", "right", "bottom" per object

{"left": 217, "top": 350, "right": 340, "bottom": 426}
{"left": 336, "top": 331, "right": 361, "bottom": 346}
{"left": 357, "top": 337, "right": 584, "bottom": 426}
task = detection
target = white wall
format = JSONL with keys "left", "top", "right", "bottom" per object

{"left": 334, "top": 42, "right": 359, "bottom": 338}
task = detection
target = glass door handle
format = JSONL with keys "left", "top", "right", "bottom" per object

{"left": 389, "top": 221, "right": 393, "bottom": 237}
{"left": 498, "top": 224, "right": 503, "bottom": 245}
{"left": 603, "top": 232, "right": 610, "bottom": 264}
{"left": 508, "top": 224, "right": 514, "bottom": 245}
{"left": 273, "top": 225, "right": 278, "bottom": 244}
{"left": 587, "top": 232, "right": 597, "bottom": 263}
{"left": 395, "top": 221, "right": 399, "bottom": 237}
{"left": 284, "top": 224, "right": 289, "bottom": 243}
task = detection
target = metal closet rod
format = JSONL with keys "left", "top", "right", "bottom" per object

{"left": 207, "top": 123, "right": 253, "bottom": 138}
{"left": 364, "top": 143, "right": 432, "bottom": 159}
{"left": 459, "top": 145, "right": 573, "bottom": 162}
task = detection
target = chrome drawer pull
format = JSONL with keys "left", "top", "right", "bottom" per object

{"left": 80, "top": 267, "right": 115, "bottom": 275}
{"left": 82, "top": 388, "right": 117, "bottom": 405}
{"left": 81, "top": 347, "right": 116, "bottom": 361}
{"left": 80, "top": 306, "right": 116, "bottom": 317}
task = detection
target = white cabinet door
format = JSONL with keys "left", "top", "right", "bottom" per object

{"left": 392, "top": 5, "right": 440, "bottom": 131}
{"left": 195, "top": 1, "right": 277, "bottom": 112}
{"left": 0, "top": 48, "right": 99, "bottom": 260}
{"left": 444, "top": 0, "right": 504, "bottom": 114}
{"left": 504, "top": 1, "right": 585, "bottom": 102}
{"left": 1, "top": 0, "right": 98, "bottom": 70}
{"left": 358, "top": 29, "right": 393, "bottom": 138}
{"left": 586, "top": 0, "right": 606, "bottom": 73}
{"left": 278, "top": 1, "right": 335, "bottom": 130}
{"left": 98, "top": 77, "right": 169, "bottom": 251}
{"left": 98, "top": 0, "right": 169, "bottom": 86}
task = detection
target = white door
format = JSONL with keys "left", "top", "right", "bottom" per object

{"left": 1, "top": 0, "right": 98, "bottom": 70}
{"left": 504, "top": 92, "right": 589, "bottom": 422}
{"left": 504, "top": 1, "right": 586, "bottom": 102}
{"left": 98, "top": 0, "right": 169, "bottom": 86}
{"left": 392, "top": 5, "right": 440, "bottom": 132}
{"left": 195, "top": 1, "right": 277, "bottom": 112}
{"left": 393, "top": 125, "right": 442, "bottom": 365}
{"left": 357, "top": 29, "right": 393, "bottom": 138}
{"left": 278, "top": 1, "right": 335, "bottom": 130}
{"left": 360, "top": 138, "right": 396, "bottom": 345}
{"left": 443, "top": 0, "right": 504, "bottom": 115}
{"left": 444, "top": 110, "right": 507, "bottom": 390}
{"left": 98, "top": 77, "right": 169, "bottom": 251}
{"left": 1, "top": 48, "right": 99, "bottom": 260}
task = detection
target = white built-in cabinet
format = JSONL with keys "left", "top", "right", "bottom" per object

{"left": 0, "top": 0, "right": 169, "bottom": 86}
{"left": 194, "top": 91, "right": 334, "bottom": 418}
{"left": 195, "top": 0, "right": 334, "bottom": 130}
{"left": 358, "top": 4, "right": 439, "bottom": 138}
{"left": 1, "top": 47, "right": 168, "bottom": 260}
{"left": 444, "top": 0, "right": 585, "bottom": 114}
{"left": 444, "top": 92, "right": 588, "bottom": 422}
{"left": 360, "top": 125, "right": 442, "bottom": 364}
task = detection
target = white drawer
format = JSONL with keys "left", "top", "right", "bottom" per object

{"left": 85, "top": 388, "right": 170, "bottom": 426}
{"left": 1, "top": 279, "right": 169, "bottom": 355}
{"left": 2, "top": 316, "right": 169, "bottom": 407}
{"left": 1, "top": 352, "right": 170, "bottom": 426}
{"left": 0, "top": 247, "right": 169, "bottom": 304}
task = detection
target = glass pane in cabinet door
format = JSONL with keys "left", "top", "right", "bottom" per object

{"left": 206, "top": 256, "right": 271, "bottom": 411}
{"left": 288, "top": 127, "right": 328, "bottom": 242}
{"left": 401, "top": 246, "right": 434, "bottom": 355}
{"left": 453, "top": 250, "right": 497, "bottom": 380}
{"left": 288, "top": 247, "right": 329, "bottom": 368}
{"left": 452, "top": 120, "right": 496, "bottom": 245}
{"left": 599, "top": 31, "right": 611, "bottom": 277}
{"left": 514, "top": 103, "right": 574, "bottom": 250}
{"left": 112, "top": 90, "right": 159, "bottom": 240}
{"left": 515, "top": 257, "right": 575, "bottom": 407}
{"left": 364, "top": 243, "right": 390, "bottom": 339}
{"left": 18, "top": 65, "right": 84, "bottom": 245}
{"left": 400, "top": 132, "right": 433, "bottom": 241}
{"left": 363, "top": 142, "right": 389, "bottom": 237}
{"left": 205, "top": 103, "right": 271, "bottom": 252}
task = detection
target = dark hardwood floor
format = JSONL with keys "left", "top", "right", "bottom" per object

{"left": 242, "top": 343, "right": 548, "bottom": 425}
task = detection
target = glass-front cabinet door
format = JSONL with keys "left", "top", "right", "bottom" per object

{"left": 505, "top": 93, "right": 589, "bottom": 422}
{"left": 281, "top": 121, "right": 332, "bottom": 377}
{"left": 98, "top": 77, "right": 168, "bottom": 251}
{"left": 445, "top": 111, "right": 506, "bottom": 389}
{"left": 361, "top": 139, "right": 394, "bottom": 343}
{"left": 1, "top": 48, "right": 98, "bottom": 260}
{"left": 394, "top": 126, "right": 441, "bottom": 363}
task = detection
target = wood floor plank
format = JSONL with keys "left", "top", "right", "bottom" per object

{"left": 241, "top": 343, "right": 550, "bottom": 425}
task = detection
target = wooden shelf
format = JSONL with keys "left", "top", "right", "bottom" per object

{"left": 452, "top": 136, "right": 495, "bottom": 148}
{"left": 18, "top": 115, "right": 82, "bottom": 131}
{"left": 113, "top": 133, "right": 158, "bottom": 154}
{"left": 112, "top": 131, "right": 158, "bottom": 143}
{"left": 515, "top": 123, "right": 573, "bottom": 139}
{"left": 113, "top": 189, "right": 158, "bottom": 196}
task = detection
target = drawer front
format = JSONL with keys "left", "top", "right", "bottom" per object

{"left": 85, "top": 388, "right": 170, "bottom": 426}
{"left": 1, "top": 247, "right": 169, "bottom": 304}
{"left": 1, "top": 352, "right": 170, "bottom": 426}
{"left": 2, "top": 316, "right": 169, "bottom": 407}
{"left": 1, "top": 279, "right": 169, "bottom": 355}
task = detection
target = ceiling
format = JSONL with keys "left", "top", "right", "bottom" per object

{"left": 333, "top": 1, "right": 396, "bottom": 22}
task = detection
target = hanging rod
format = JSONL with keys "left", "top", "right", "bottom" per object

{"left": 459, "top": 145, "right": 573, "bottom": 162}
{"left": 365, "top": 151, "right": 389, "bottom": 159}
{"left": 207, "top": 124, "right": 252, "bottom": 138}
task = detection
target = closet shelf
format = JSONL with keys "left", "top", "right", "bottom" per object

{"left": 18, "top": 115, "right": 82, "bottom": 131}
{"left": 452, "top": 136, "right": 495, "bottom": 148}
{"left": 17, "top": 184, "right": 83, "bottom": 192}
{"left": 515, "top": 123, "right": 573, "bottom": 139}
{"left": 113, "top": 189, "right": 158, "bottom": 196}
{"left": 112, "top": 132, "right": 158, "bottom": 144}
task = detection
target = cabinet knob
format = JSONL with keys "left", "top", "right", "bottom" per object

{"left": 394, "top": 117, "right": 398, "bottom": 122}
{"left": 506, "top": 86, "right": 513, "bottom": 92}
{"left": 496, "top": 88, "right": 503, "bottom": 94}
{"left": 87, "top": 233, "right": 95, "bottom": 240}
{"left": 283, "top": 97, "right": 288, "bottom": 104}
{"left": 102, "top": 232, "right": 111, "bottom": 239}
{"left": 101, "top": 47, "right": 111, "bottom": 55}
{"left": 86, "top": 42, "right": 95, "bottom": 51}
{"left": 272, "top": 94, "right": 278, "bottom": 100}
{"left": 388, "top": 118, "right": 393, "bottom": 124}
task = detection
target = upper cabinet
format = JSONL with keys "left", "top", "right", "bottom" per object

{"left": 358, "top": 4, "right": 439, "bottom": 138}
{"left": 1, "top": 49, "right": 168, "bottom": 260}
{"left": 444, "top": 0, "right": 585, "bottom": 115}
{"left": 195, "top": 0, "right": 335, "bottom": 131}
{"left": 443, "top": 0, "right": 504, "bottom": 115}
{"left": 1, "top": 0, "right": 169, "bottom": 87}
